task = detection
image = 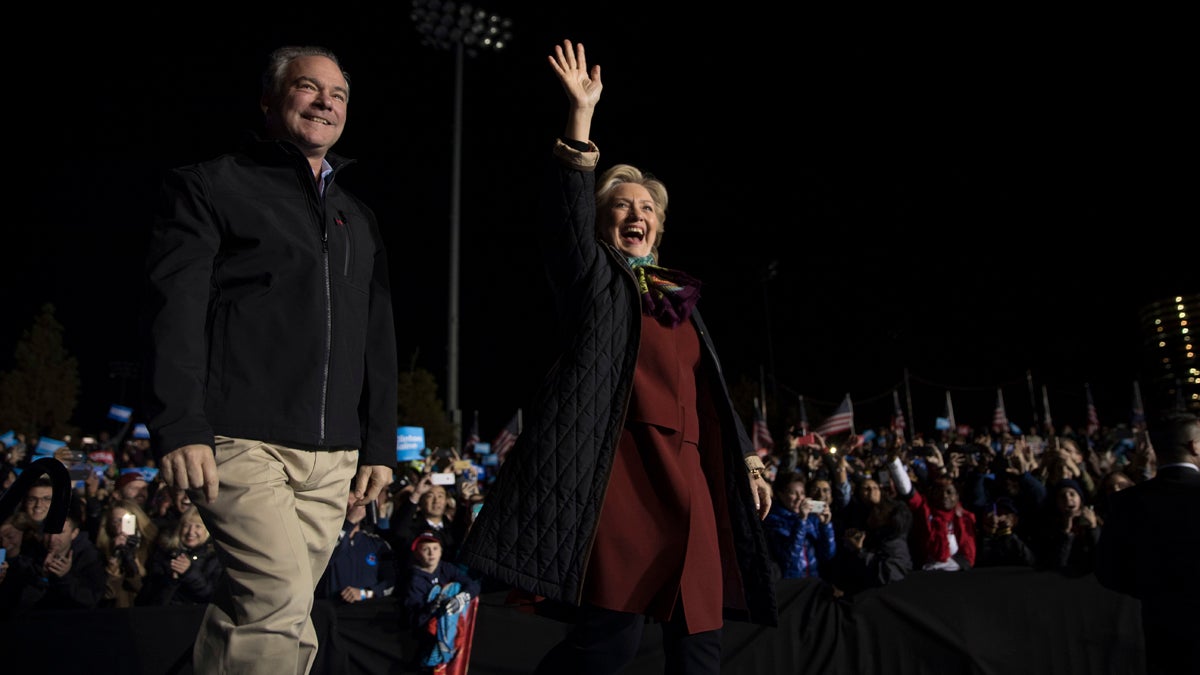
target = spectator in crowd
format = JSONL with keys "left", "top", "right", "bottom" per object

{"left": 973, "top": 496, "right": 1036, "bottom": 568}
{"left": 1120, "top": 430, "right": 1158, "bottom": 484}
{"left": 0, "top": 463, "right": 18, "bottom": 495}
{"left": 978, "top": 438, "right": 1047, "bottom": 542}
{"left": 113, "top": 472, "right": 150, "bottom": 510}
{"left": 0, "top": 513, "right": 36, "bottom": 610}
{"left": 828, "top": 489, "right": 912, "bottom": 597}
{"left": 793, "top": 441, "right": 833, "bottom": 488}
{"left": 1037, "top": 441, "right": 1094, "bottom": 499}
{"left": 886, "top": 450, "right": 977, "bottom": 571}
{"left": 808, "top": 442, "right": 852, "bottom": 516}
{"left": 95, "top": 498, "right": 158, "bottom": 608}
{"left": 316, "top": 484, "right": 396, "bottom": 604}
{"left": 402, "top": 530, "right": 481, "bottom": 674}
{"left": 77, "top": 468, "right": 112, "bottom": 543}
{"left": 835, "top": 474, "right": 883, "bottom": 539}
{"left": 149, "top": 483, "right": 193, "bottom": 535}
{"left": 20, "top": 477, "right": 54, "bottom": 532}
{"left": 392, "top": 468, "right": 463, "bottom": 561}
{"left": 1, "top": 511, "right": 106, "bottom": 616}
{"left": 1097, "top": 411, "right": 1200, "bottom": 675}
{"left": 0, "top": 513, "right": 29, "bottom": 560}
{"left": 1092, "top": 469, "right": 1135, "bottom": 524}
{"left": 138, "top": 506, "right": 222, "bottom": 606}
{"left": 1031, "top": 478, "right": 1100, "bottom": 576}
{"left": 372, "top": 480, "right": 395, "bottom": 533}
{"left": 763, "top": 471, "right": 836, "bottom": 580}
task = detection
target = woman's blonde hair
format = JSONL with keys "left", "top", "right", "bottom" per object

{"left": 157, "top": 506, "right": 209, "bottom": 552}
{"left": 595, "top": 164, "right": 668, "bottom": 262}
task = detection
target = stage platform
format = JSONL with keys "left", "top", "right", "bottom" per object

{"left": 5, "top": 567, "right": 1145, "bottom": 674}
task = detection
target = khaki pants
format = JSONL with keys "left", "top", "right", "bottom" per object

{"left": 192, "top": 436, "right": 358, "bottom": 675}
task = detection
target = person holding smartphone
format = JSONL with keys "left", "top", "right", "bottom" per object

{"left": 95, "top": 499, "right": 159, "bottom": 608}
{"left": 391, "top": 464, "right": 465, "bottom": 562}
{"left": 763, "top": 471, "right": 836, "bottom": 580}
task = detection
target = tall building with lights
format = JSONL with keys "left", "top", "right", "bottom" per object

{"left": 1138, "top": 294, "right": 1199, "bottom": 416}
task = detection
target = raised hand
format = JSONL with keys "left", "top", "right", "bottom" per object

{"left": 548, "top": 39, "right": 602, "bottom": 142}
{"left": 548, "top": 39, "right": 602, "bottom": 109}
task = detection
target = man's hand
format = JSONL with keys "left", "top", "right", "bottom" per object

{"left": 352, "top": 464, "right": 393, "bottom": 507}
{"left": 160, "top": 444, "right": 218, "bottom": 504}
{"left": 44, "top": 549, "right": 73, "bottom": 578}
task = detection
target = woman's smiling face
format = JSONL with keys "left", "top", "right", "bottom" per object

{"left": 600, "top": 182, "right": 659, "bottom": 259}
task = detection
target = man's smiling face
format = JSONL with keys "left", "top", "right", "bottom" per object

{"left": 263, "top": 55, "right": 348, "bottom": 160}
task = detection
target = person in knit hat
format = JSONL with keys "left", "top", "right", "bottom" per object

{"left": 974, "top": 496, "right": 1035, "bottom": 568}
{"left": 1031, "top": 478, "right": 1100, "bottom": 575}
{"left": 114, "top": 472, "right": 149, "bottom": 509}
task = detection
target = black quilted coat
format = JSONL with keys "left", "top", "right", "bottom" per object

{"left": 458, "top": 141, "right": 778, "bottom": 627}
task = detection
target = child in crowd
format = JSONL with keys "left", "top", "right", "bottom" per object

{"left": 402, "top": 531, "right": 481, "bottom": 673}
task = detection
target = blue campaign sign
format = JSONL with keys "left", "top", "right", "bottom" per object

{"left": 132, "top": 424, "right": 150, "bottom": 440}
{"left": 0, "top": 430, "right": 17, "bottom": 447}
{"left": 34, "top": 436, "right": 67, "bottom": 457}
{"left": 396, "top": 426, "right": 426, "bottom": 462}
{"left": 473, "top": 442, "right": 492, "bottom": 455}
{"left": 108, "top": 404, "right": 133, "bottom": 423}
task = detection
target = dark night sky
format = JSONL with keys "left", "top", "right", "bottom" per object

{"left": 6, "top": 6, "right": 1192, "bottom": 441}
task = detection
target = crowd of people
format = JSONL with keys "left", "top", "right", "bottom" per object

{"left": 0, "top": 413, "right": 1171, "bottom": 604}
{"left": 756, "top": 421, "right": 1157, "bottom": 591}
{"left": 1, "top": 406, "right": 1196, "bottom": 672}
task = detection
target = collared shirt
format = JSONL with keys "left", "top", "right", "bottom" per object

{"left": 1158, "top": 462, "right": 1199, "bottom": 473}
{"left": 317, "top": 158, "right": 334, "bottom": 196}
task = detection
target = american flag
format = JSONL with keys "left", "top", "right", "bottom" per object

{"left": 464, "top": 409, "right": 481, "bottom": 454}
{"left": 492, "top": 409, "right": 522, "bottom": 462}
{"left": 891, "top": 389, "right": 907, "bottom": 438}
{"left": 992, "top": 388, "right": 1010, "bottom": 433}
{"left": 752, "top": 397, "right": 774, "bottom": 451}
{"left": 1131, "top": 381, "right": 1146, "bottom": 431}
{"left": 1084, "top": 383, "right": 1100, "bottom": 436}
{"left": 814, "top": 394, "right": 854, "bottom": 436}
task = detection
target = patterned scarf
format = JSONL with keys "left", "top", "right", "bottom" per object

{"left": 626, "top": 255, "right": 701, "bottom": 327}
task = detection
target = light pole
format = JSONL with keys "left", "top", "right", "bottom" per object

{"left": 410, "top": 0, "right": 513, "bottom": 448}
